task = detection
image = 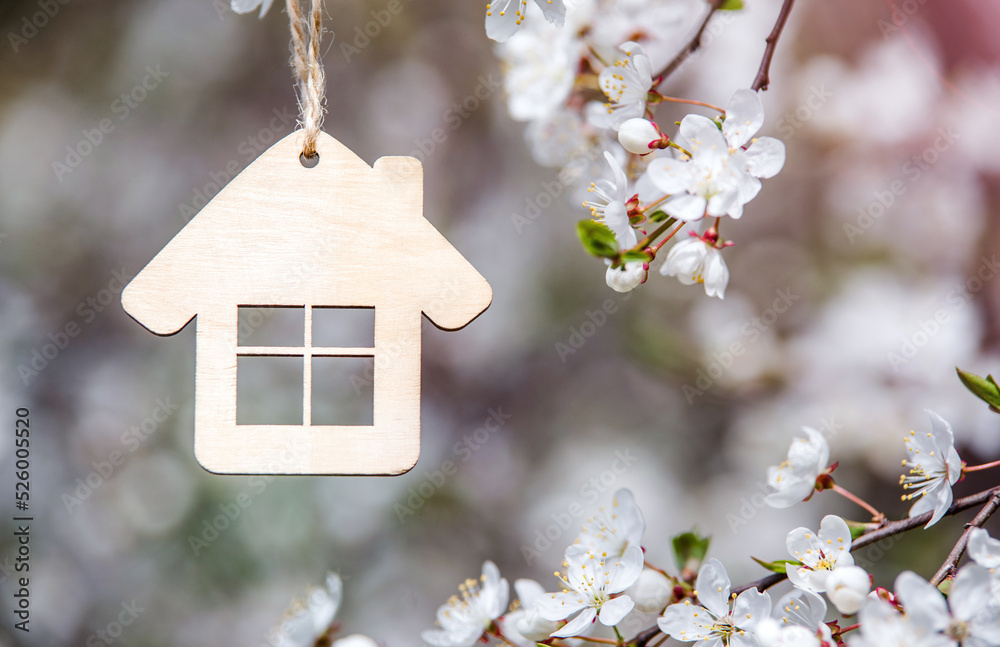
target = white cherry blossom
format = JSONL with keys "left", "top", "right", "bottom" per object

{"left": 497, "top": 14, "right": 577, "bottom": 122}
{"left": 847, "top": 598, "right": 951, "bottom": 647}
{"left": 535, "top": 543, "right": 643, "bottom": 638}
{"left": 761, "top": 588, "right": 833, "bottom": 646}
{"left": 422, "top": 561, "right": 510, "bottom": 647}
{"left": 721, "top": 89, "right": 787, "bottom": 182}
{"left": 660, "top": 235, "right": 729, "bottom": 299}
{"left": 658, "top": 558, "right": 772, "bottom": 647}
{"left": 576, "top": 487, "right": 646, "bottom": 558}
{"left": 900, "top": 410, "right": 962, "bottom": 528}
{"left": 584, "top": 152, "right": 636, "bottom": 249}
{"left": 646, "top": 118, "right": 756, "bottom": 221}
{"left": 765, "top": 427, "right": 831, "bottom": 509}
{"left": 894, "top": 567, "right": 1000, "bottom": 645}
{"left": 594, "top": 42, "right": 655, "bottom": 129}
{"left": 785, "top": 515, "right": 856, "bottom": 594}
{"left": 486, "top": 0, "right": 566, "bottom": 42}
{"left": 270, "top": 573, "right": 342, "bottom": 647}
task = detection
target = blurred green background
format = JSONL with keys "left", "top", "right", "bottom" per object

{"left": 2, "top": 0, "right": 1000, "bottom": 644}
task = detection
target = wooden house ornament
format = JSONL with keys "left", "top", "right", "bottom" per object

{"left": 122, "top": 131, "right": 492, "bottom": 476}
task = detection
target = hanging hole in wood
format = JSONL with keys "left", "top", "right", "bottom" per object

{"left": 299, "top": 151, "right": 320, "bottom": 168}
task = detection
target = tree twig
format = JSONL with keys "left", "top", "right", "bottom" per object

{"left": 750, "top": 0, "right": 796, "bottom": 92}
{"left": 653, "top": 0, "right": 725, "bottom": 85}
{"left": 627, "top": 485, "right": 1000, "bottom": 647}
{"left": 929, "top": 489, "right": 1000, "bottom": 585}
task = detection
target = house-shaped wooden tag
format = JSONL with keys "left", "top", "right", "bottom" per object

{"left": 122, "top": 131, "right": 492, "bottom": 475}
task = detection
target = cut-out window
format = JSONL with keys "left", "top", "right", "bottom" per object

{"left": 237, "top": 306, "right": 304, "bottom": 347}
{"left": 311, "top": 356, "right": 374, "bottom": 426}
{"left": 235, "top": 305, "right": 375, "bottom": 425}
{"left": 236, "top": 356, "right": 303, "bottom": 425}
{"left": 312, "top": 307, "right": 375, "bottom": 348}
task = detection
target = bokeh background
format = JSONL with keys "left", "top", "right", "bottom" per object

{"left": 2, "top": 0, "right": 1000, "bottom": 644}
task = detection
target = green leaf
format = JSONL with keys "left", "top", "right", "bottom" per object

{"left": 956, "top": 367, "right": 1000, "bottom": 412}
{"left": 751, "top": 556, "right": 799, "bottom": 574}
{"left": 621, "top": 250, "right": 652, "bottom": 263}
{"left": 577, "top": 220, "right": 618, "bottom": 259}
{"left": 845, "top": 520, "right": 870, "bottom": 541}
{"left": 672, "top": 530, "right": 711, "bottom": 575}
{"left": 719, "top": 0, "right": 744, "bottom": 10}
{"left": 647, "top": 211, "right": 676, "bottom": 225}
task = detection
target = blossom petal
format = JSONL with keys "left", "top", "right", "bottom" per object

{"left": 551, "top": 606, "right": 597, "bottom": 638}
{"left": 531, "top": 0, "right": 565, "bottom": 28}
{"left": 608, "top": 545, "right": 646, "bottom": 593}
{"left": 695, "top": 559, "right": 731, "bottom": 619}
{"left": 485, "top": 0, "right": 527, "bottom": 42}
{"left": 894, "top": 571, "right": 950, "bottom": 634}
{"left": 744, "top": 136, "right": 786, "bottom": 178}
{"left": 514, "top": 579, "right": 547, "bottom": 607}
{"left": 646, "top": 157, "right": 693, "bottom": 195}
{"left": 664, "top": 194, "right": 708, "bottom": 222}
{"left": 679, "top": 114, "right": 727, "bottom": 153}
{"left": 723, "top": 89, "right": 764, "bottom": 148}
{"left": 968, "top": 528, "right": 1000, "bottom": 569}
{"left": 949, "top": 564, "right": 992, "bottom": 623}
{"left": 534, "top": 591, "right": 587, "bottom": 622}
{"left": 786, "top": 527, "right": 823, "bottom": 567}
{"left": 598, "top": 595, "right": 635, "bottom": 626}
{"left": 701, "top": 248, "right": 728, "bottom": 299}
{"left": 658, "top": 602, "right": 716, "bottom": 641}
{"left": 732, "top": 588, "right": 770, "bottom": 631}
{"left": 660, "top": 237, "right": 707, "bottom": 282}
{"left": 817, "top": 515, "right": 853, "bottom": 566}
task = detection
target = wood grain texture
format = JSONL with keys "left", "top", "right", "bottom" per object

{"left": 122, "top": 130, "right": 492, "bottom": 475}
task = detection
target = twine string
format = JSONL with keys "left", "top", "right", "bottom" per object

{"left": 286, "top": 0, "right": 325, "bottom": 158}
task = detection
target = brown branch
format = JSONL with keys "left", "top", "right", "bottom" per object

{"left": 930, "top": 490, "right": 1000, "bottom": 585}
{"left": 627, "top": 485, "right": 1000, "bottom": 647}
{"left": 653, "top": 0, "right": 725, "bottom": 85}
{"left": 750, "top": 0, "right": 796, "bottom": 92}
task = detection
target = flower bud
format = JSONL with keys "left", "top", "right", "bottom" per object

{"left": 618, "top": 118, "right": 661, "bottom": 155}
{"left": 627, "top": 568, "right": 674, "bottom": 613}
{"left": 606, "top": 261, "right": 646, "bottom": 292}
{"left": 826, "top": 565, "right": 871, "bottom": 615}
